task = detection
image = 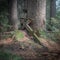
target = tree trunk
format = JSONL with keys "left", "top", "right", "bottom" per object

{"left": 50, "top": 0, "right": 56, "bottom": 18}
{"left": 36, "top": 0, "right": 46, "bottom": 30}
{"left": 47, "top": 0, "right": 56, "bottom": 31}
{"left": 27, "top": 0, "right": 46, "bottom": 31}
{"left": 9, "top": 0, "right": 20, "bottom": 29}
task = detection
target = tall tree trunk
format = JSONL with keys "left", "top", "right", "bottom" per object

{"left": 36, "top": 0, "right": 46, "bottom": 30}
{"left": 27, "top": 0, "right": 46, "bottom": 31}
{"left": 47, "top": 0, "right": 56, "bottom": 31}
{"left": 27, "top": 0, "right": 37, "bottom": 30}
{"left": 50, "top": 0, "right": 56, "bottom": 18}
{"left": 9, "top": 0, "right": 20, "bottom": 29}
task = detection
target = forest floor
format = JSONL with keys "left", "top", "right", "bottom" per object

{"left": 0, "top": 30, "right": 60, "bottom": 60}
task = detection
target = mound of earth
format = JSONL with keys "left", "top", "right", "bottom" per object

{"left": 0, "top": 30, "right": 60, "bottom": 60}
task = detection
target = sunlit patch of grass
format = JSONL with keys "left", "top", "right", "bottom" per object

{"left": 0, "top": 51, "right": 24, "bottom": 60}
{"left": 14, "top": 30, "right": 24, "bottom": 40}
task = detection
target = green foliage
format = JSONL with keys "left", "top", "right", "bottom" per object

{"left": 46, "top": 17, "right": 60, "bottom": 42}
{"left": 0, "top": 12, "right": 9, "bottom": 32}
{"left": 56, "top": 11, "right": 60, "bottom": 20}
{"left": 46, "top": 32, "right": 60, "bottom": 42}
{"left": 46, "top": 18, "right": 60, "bottom": 32}
{"left": 39, "top": 29, "right": 46, "bottom": 38}
{"left": 0, "top": 51, "right": 23, "bottom": 60}
{"left": 51, "top": 18, "right": 60, "bottom": 31}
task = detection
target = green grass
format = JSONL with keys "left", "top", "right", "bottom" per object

{"left": 14, "top": 30, "right": 24, "bottom": 40}
{"left": 0, "top": 51, "right": 24, "bottom": 60}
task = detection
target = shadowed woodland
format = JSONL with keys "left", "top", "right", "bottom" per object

{"left": 0, "top": 0, "right": 60, "bottom": 60}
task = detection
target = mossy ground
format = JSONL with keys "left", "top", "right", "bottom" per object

{"left": 0, "top": 50, "right": 24, "bottom": 60}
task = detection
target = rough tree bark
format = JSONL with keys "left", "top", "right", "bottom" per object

{"left": 26, "top": 0, "right": 46, "bottom": 31}
{"left": 9, "top": 0, "right": 20, "bottom": 29}
{"left": 50, "top": 0, "right": 56, "bottom": 18}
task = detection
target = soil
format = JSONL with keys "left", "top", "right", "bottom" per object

{"left": 0, "top": 30, "right": 60, "bottom": 60}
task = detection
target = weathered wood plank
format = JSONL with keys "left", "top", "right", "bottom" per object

{"left": 25, "top": 23, "right": 41, "bottom": 44}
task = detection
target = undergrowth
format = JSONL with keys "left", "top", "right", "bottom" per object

{"left": 0, "top": 50, "right": 24, "bottom": 60}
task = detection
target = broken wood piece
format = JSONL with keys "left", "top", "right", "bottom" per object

{"left": 25, "top": 24, "right": 41, "bottom": 44}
